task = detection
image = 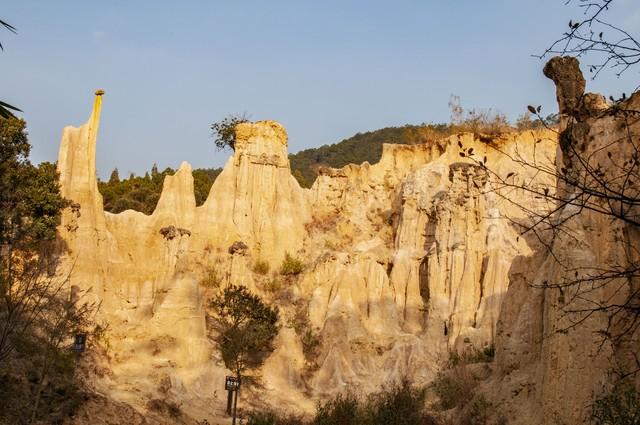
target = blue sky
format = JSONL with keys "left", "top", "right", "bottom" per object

{"left": 2, "top": 1, "right": 639, "bottom": 178}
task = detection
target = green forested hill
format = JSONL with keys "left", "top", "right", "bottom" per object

{"left": 289, "top": 123, "right": 451, "bottom": 187}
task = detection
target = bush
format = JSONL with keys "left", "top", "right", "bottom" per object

{"left": 147, "top": 398, "right": 182, "bottom": 418}
{"left": 365, "top": 379, "right": 437, "bottom": 425}
{"left": 460, "top": 395, "right": 491, "bottom": 425}
{"left": 432, "top": 367, "right": 478, "bottom": 410}
{"left": 592, "top": 382, "right": 639, "bottom": 425}
{"left": 280, "top": 252, "right": 305, "bottom": 276}
{"left": 246, "top": 410, "right": 305, "bottom": 425}
{"left": 247, "top": 380, "right": 437, "bottom": 425}
{"left": 447, "top": 345, "right": 495, "bottom": 368}
{"left": 254, "top": 259, "right": 270, "bottom": 275}
{"left": 314, "top": 393, "right": 362, "bottom": 425}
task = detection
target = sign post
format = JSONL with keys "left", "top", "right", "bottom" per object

{"left": 72, "top": 333, "right": 87, "bottom": 353}
{"left": 224, "top": 376, "right": 240, "bottom": 424}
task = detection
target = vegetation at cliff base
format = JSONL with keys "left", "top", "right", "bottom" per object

{"left": 246, "top": 379, "right": 439, "bottom": 425}
{"left": 0, "top": 117, "right": 96, "bottom": 424}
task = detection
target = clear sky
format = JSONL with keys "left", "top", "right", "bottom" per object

{"left": 2, "top": 1, "right": 639, "bottom": 179}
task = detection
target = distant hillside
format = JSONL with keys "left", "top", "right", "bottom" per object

{"left": 289, "top": 123, "right": 451, "bottom": 187}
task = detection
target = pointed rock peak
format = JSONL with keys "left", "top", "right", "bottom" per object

{"left": 57, "top": 90, "right": 105, "bottom": 199}
{"left": 177, "top": 161, "right": 193, "bottom": 174}
{"left": 90, "top": 89, "right": 104, "bottom": 132}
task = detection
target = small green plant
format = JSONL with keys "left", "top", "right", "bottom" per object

{"left": 592, "top": 382, "right": 639, "bottom": 425}
{"left": 254, "top": 259, "right": 270, "bottom": 275}
{"left": 280, "top": 252, "right": 305, "bottom": 276}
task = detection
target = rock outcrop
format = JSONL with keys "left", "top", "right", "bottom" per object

{"left": 489, "top": 60, "right": 640, "bottom": 425}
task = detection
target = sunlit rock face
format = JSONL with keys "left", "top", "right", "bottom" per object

{"left": 56, "top": 91, "right": 564, "bottom": 423}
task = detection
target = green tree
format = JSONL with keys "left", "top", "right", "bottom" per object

{"left": 209, "top": 284, "right": 280, "bottom": 384}
{"left": 0, "top": 117, "right": 98, "bottom": 424}
{"left": 0, "top": 117, "right": 70, "bottom": 362}
{"left": 210, "top": 114, "right": 249, "bottom": 151}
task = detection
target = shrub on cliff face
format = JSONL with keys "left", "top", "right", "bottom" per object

{"left": 253, "top": 259, "right": 270, "bottom": 275}
{"left": 280, "top": 253, "right": 305, "bottom": 276}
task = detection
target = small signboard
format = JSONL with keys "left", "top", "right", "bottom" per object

{"left": 72, "top": 333, "right": 87, "bottom": 353}
{"left": 225, "top": 375, "right": 240, "bottom": 391}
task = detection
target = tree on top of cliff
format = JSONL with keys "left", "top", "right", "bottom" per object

{"left": 211, "top": 114, "right": 249, "bottom": 151}
{"left": 209, "top": 284, "right": 280, "bottom": 385}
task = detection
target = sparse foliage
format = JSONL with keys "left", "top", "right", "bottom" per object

{"left": 211, "top": 114, "right": 249, "bottom": 151}
{"left": 539, "top": 0, "right": 640, "bottom": 78}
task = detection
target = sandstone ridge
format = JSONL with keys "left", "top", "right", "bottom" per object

{"left": 55, "top": 62, "right": 637, "bottom": 423}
